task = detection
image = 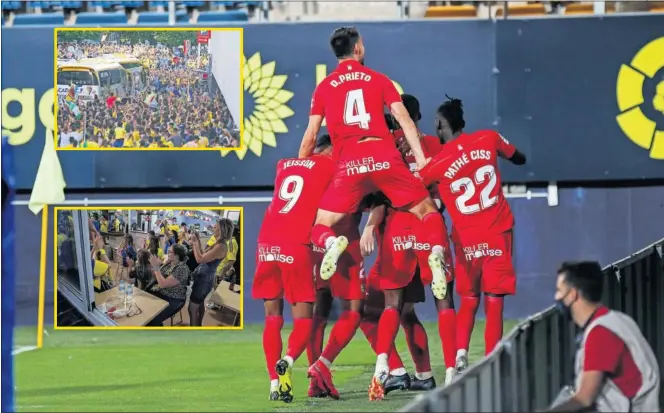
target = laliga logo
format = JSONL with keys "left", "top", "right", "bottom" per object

{"left": 221, "top": 52, "right": 295, "bottom": 160}
{"left": 615, "top": 37, "right": 664, "bottom": 160}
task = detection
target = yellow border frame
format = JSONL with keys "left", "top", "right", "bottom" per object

{"left": 51, "top": 206, "right": 244, "bottom": 331}
{"left": 53, "top": 27, "right": 244, "bottom": 152}
{"left": 37, "top": 207, "right": 49, "bottom": 349}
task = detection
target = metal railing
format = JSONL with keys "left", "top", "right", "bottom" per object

{"left": 402, "top": 237, "right": 664, "bottom": 412}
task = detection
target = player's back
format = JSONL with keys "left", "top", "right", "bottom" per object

{"left": 431, "top": 130, "right": 514, "bottom": 235}
{"left": 259, "top": 155, "right": 335, "bottom": 245}
{"left": 313, "top": 60, "right": 397, "bottom": 147}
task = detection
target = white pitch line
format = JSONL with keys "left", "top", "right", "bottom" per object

{"left": 12, "top": 346, "right": 38, "bottom": 355}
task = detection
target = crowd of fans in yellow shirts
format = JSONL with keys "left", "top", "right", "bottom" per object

{"left": 57, "top": 41, "right": 240, "bottom": 149}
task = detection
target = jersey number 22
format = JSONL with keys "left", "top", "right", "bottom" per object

{"left": 450, "top": 165, "right": 498, "bottom": 214}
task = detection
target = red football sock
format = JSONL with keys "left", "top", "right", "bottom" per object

{"left": 375, "top": 307, "right": 401, "bottom": 356}
{"left": 456, "top": 296, "right": 480, "bottom": 352}
{"left": 263, "top": 315, "right": 284, "bottom": 380}
{"left": 285, "top": 317, "right": 313, "bottom": 363}
{"left": 320, "top": 310, "right": 361, "bottom": 363}
{"left": 311, "top": 224, "right": 336, "bottom": 249}
{"left": 307, "top": 315, "right": 328, "bottom": 366}
{"left": 484, "top": 295, "right": 504, "bottom": 355}
{"left": 360, "top": 319, "right": 404, "bottom": 370}
{"left": 402, "top": 313, "right": 432, "bottom": 374}
{"left": 437, "top": 309, "right": 457, "bottom": 369}
{"left": 421, "top": 212, "right": 446, "bottom": 247}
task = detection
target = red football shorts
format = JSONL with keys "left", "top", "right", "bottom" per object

{"left": 453, "top": 230, "right": 515, "bottom": 297}
{"left": 313, "top": 239, "right": 364, "bottom": 301}
{"left": 252, "top": 242, "right": 316, "bottom": 303}
{"left": 379, "top": 211, "right": 453, "bottom": 291}
{"left": 319, "top": 139, "right": 430, "bottom": 214}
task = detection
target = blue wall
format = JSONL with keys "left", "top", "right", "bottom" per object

{"left": 15, "top": 187, "right": 664, "bottom": 326}
{"left": 2, "top": 15, "right": 663, "bottom": 191}
{"left": 4, "top": 15, "right": 664, "bottom": 326}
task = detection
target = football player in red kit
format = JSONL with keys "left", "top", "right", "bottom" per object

{"left": 306, "top": 199, "right": 367, "bottom": 400}
{"left": 419, "top": 96, "right": 527, "bottom": 374}
{"left": 252, "top": 135, "right": 335, "bottom": 403}
{"left": 363, "top": 97, "right": 457, "bottom": 400}
{"left": 298, "top": 27, "right": 450, "bottom": 309}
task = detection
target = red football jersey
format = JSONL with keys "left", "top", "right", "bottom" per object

{"left": 310, "top": 60, "right": 401, "bottom": 153}
{"left": 259, "top": 154, "right": 335, "bottom": 245}
{"left": 419, "top": 130, "right": 517, "bottom": 235}
{"left": 395, "top": 130, "right": 444, "bottom": 205}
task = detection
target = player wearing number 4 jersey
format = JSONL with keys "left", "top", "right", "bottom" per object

{"left": 298, "top": 27, "right": 451, "bottom": 396}
{"left": 252, "top": 135, "right": 335, "bottom": 404}
{"left": 419, "top": 96, "right": 527, "bottom": 374}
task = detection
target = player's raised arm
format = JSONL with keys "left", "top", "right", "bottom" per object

{"left": 495, "top": 132, "right": 527, "bottom": 165}
{"left": 299, "top": 86, "right": 326, "bottom": 158}
{"left": 299, "top": 115, "right": 324, "bottom": 158}
{"left": 390, "top": 101, "right": 427, "bottom": 169}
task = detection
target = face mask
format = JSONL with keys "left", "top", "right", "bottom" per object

{"left": 555, "top": 290, "right": 575, "bottom": 320}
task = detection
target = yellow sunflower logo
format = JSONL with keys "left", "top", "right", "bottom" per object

{"left": 221, "top": 52, "right": 295, "bottom": 159}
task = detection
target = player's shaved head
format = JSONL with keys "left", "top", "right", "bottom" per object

{"left": 314, "top": 133, "right": 332, "bottom": 154}
{"left": 330, "top": 26, "right": 364, "bottom": 64}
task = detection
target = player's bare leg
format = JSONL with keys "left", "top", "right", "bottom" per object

{"left": 455, "top": 294, "right": 480, "bottom": 374}
{"left": 308, "top": 298, "right": 362, "bottom": 399}
{"left": 392, "top": 303, "right": 436, "bottom": 391}
{"left": 273, "top": 301, "right": 314, "bottom": 403}
{"left": 408, "top": 198, "right": 449, "bottom": 299}
{"left": 307, "top": 289, "right": 333, "bottom": 398}
{"left": 434, "top": 287, "right": 458, "bottom": 385}
{"left": 262, "top": 299, "right": 285, "bottom": 401}
{"left": 369, "top": 289, "right": 404, "bottom": 401}
{"left": 311, "top": 209, "right": 349, "bottom": 281}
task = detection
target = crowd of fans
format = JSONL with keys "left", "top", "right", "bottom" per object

{"left": 84, "top": 211, "right": 240, "bottom": 327}
{"left": 57, "top": 40, "right": 240, "bottom": 149}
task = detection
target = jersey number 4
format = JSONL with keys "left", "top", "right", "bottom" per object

{"left": 344, "top": 89, "right": 371, "bottom": 129}
{"left": 450, "top": 165, "right": 498, "bottom": 214}
{"left": 278, "top": 175, "right": 304, "bottom": 213}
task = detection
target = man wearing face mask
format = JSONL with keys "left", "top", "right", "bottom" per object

{"left": 545, "top": 261, "right": 660, "bottom": 412}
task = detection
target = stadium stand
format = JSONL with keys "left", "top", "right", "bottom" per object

{"left": 1, "top": 1, "right": 255, "bottom": 25}
{"left": 2, "top": 1, "right": 662, "bottom": 25}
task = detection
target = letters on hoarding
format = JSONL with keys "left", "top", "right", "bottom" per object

{"left": 1, "top": 17, "right": 663, "bottom": 190}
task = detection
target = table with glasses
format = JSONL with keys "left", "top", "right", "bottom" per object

{"left": 95, "top": 284, "right": 168, "bottom": 327}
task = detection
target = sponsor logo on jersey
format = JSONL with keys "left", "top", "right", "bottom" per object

{"left": 345, "top": 157, "right": 391, "bottom": 176}
{"left": 463, "top": 243, "right": 503, "bottom": 261}
{"left": 258, "top": 245, "right": 294, "bottom": 264}
{"left": 392, "top": 235, "right": 431, "bottom": 252}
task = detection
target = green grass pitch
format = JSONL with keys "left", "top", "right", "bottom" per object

{"left": 14, "top": 320, "right": 517, "bottom": 412}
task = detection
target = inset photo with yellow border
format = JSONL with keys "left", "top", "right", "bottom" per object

{"left": 55, "top": 207, "right": 243, "bottom": 330}
{"left": 55, "top": 28, "right": 243, "bottom": 150}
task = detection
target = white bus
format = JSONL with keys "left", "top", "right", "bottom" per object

{"left": 57, "top": 62, "right": 128, "bottom": 102}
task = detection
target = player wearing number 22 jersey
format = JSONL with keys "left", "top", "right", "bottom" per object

{"left": 252, "top": 135, "right": 335, "bottom": 404}
{"left": 419, "top": 96, "right": 527, "bottom": 374}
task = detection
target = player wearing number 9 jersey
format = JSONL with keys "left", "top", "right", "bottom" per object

{"left": 419, "top": 96, "right": 527, "bottom": 373}
{"left": 253, "top": 135, "right": 335, "bottom": 404}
